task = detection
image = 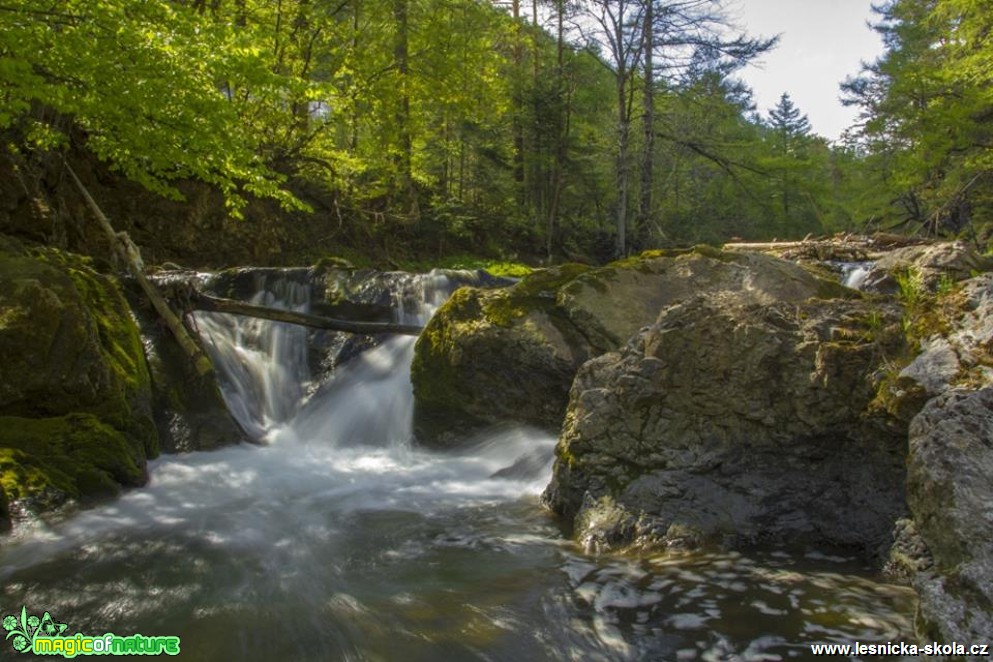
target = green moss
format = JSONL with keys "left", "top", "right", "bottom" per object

{"left": 690, "top": 244, "right": 727, "bottom": 260}
{"left": 468, "top": 264, "right": 591, "bottom": 328}
{"left": 512, "top": 263, "right": 591, "bottom": 296}
{"left": 608, "top": 247, "right": 692, "bottom": 269}
{"left": 608, "top": 245, "right": 731, "bottom": 271}
{"left": 478, "top": 261, "right": 533, "bottom": 278}
{"left": 0, "top": 413, "right": 147, "bottom": 505}
{"left": 395, "top": 253, "right": 534, "bottom": 277}
{"left": 30, "top": 248, "right": 159, "bottom": 458}
{"left": 411, "top": 288, "right": 482, "bottom": 403}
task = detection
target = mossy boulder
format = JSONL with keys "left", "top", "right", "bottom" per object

{"left": 411, "top": 248, "right": 856, "bottom": 444}
{"left": 542, "top": 294, "right": 908, "bottom": 556}
{"left": 0, "top": 414, "right": 147, "bottom": 509}
{"left": 0, "top": 240, "right": 157, "bottom": 518}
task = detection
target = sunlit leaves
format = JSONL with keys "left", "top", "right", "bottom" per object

{"left": 0, "top": 0, "right": 310, "bottom": 214}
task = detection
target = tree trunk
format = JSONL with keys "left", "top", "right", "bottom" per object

{"left": 511, "top": 0, "right": 525, "bottom": 200}
{"left": 393, "top": 0, "right": 418, "bottom": 217}
{"left": 616, "top": 79, "right": 630, "bottom": 258}
{"left": 546, "top": 0, "right": 568, "bottom": 260}
{"left": 189, "top": 292, "right": 424, "bottom": 335}
{"left": 638, "top": 0, "right": 655, "bottom": 250}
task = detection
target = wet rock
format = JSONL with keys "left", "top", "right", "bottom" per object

{"left": 130, "top": 292, "right": 243, "bottom": 453}
{"left": 542, "top": 295, "right": 908, "bottom": 556}
{"left": 411, "top": 248, "right": 854, "bottom": 445}
{"left": 908, "top": 388, "right": 993, "bottom": 652}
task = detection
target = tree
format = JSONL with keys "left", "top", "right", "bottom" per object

{"left": 636, "top": 2, "right": 774, "bottom": 250}
{"left": 840, "top": 0, "right": 993, "bottom": 238}
{"left": 574, "top": 0, "right": 644, "bottom": 257}
{"left": 0, "top": 0, "right": 312, "bottom": 214}
{"left": 766, "top": 92, "right": 812, "bottom": 223}
{"left": 767, "top": 92, "right": 810, "bottom": 153}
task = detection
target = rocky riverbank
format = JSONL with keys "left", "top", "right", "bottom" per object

{"left": 411, "top": 238, "right": 993, "bottom": 656}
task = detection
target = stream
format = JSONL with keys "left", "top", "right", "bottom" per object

{"left": 0, "top": 271, "right": 916, "bottom": 660}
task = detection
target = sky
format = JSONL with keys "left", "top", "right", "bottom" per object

{"left": 728, "top": 0, "right": 887, "bottom": 142}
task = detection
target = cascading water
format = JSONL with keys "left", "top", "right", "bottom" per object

{"left": 840, "top": 261, "right": 874, "bottom": 290}
{"left": 0, "top": 270, "right": 917, "bottom": 660}
{"left": 193, "top": 276, "right": 312, "bottom": 440}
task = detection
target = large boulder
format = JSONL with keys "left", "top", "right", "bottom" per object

{"left": 0, "top": 239, "right": 158, "bottom": 516}
{"left": 541, "top": 295, "right": 908, "bottom": 556}
{"left": 411, "top": 248, "right": 854, "bottom": 444}
{"left": 908, "top": 388, "right": 993, "bottom": 652}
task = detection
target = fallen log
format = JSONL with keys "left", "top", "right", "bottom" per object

{"left": 722, "top": 240, "right": 814, "bottom": 251}
{"left": 64, "top": 161, "right": 215, "bottom": 377}
{"left": 189, "top": 291, "right": 424, "bottom": 336}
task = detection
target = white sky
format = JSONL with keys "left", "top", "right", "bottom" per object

{"left": 728, "top": 0, "right": 886, "bottom": 142}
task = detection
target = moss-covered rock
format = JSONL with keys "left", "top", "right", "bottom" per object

{"left": 411, "top": 265, "right": 600, "bottom": 443}
{"left": 0, "top": 240, "right": 158, "bottom": 519}
{"left": 0, "top": 414, "right": 146, "bottom": 508}
{"left": 411, "top": 248, "right": 857, "bottom": 445}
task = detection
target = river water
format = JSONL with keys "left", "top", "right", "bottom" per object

{"left": 0, "top": 272, "right": 915, "bottom": 660}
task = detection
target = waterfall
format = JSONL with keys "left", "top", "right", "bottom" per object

{"left": 191, "top": 269, "right": 456, "bottom": 446}
{"left": 840, "top": 261, "right": 873, "bottom": 290}
{"left": 193, "top": 276, "right": 311, "bottom": 440}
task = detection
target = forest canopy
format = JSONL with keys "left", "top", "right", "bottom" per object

{"left": 1, "top": 0, "right": 991, "bottom": 262}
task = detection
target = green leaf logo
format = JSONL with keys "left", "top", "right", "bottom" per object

{"left": 3, "top": 606, "right": 66, "bottom": 654}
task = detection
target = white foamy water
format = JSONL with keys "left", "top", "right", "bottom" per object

{"left": 0, "top": 270, "right": 917, "bottom": 660}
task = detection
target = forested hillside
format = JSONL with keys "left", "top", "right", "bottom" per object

{"left": 1, "top": 0, "right": 991, "bottom": 264}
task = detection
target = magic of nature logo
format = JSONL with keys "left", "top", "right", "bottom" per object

{"left": 3, "top": 606, "right": 180, "bottom": 657}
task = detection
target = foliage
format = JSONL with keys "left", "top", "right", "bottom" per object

{"left": 0, "top": 0, "right": 313, "bottom": 215}
{"left": 841, "top": 0, "right": 993, "bottom": 244}
{"left": 6, "top": 0, "right": 990, "bottom": 261}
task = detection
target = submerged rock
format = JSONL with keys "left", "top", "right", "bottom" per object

{"left": 908, "top": 388, "right": 993, "bottom": 651}
{"left": 542, "top": 295, "right": 908, "bottom": 556}
{"left": 0, "top": 240, "right": 158, "bottom": 517}
{"left": 411, "top": 248, "right": 853, "bottom": 444}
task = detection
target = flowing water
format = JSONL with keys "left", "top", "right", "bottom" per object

{"left": 0, "top": 272, "right": 916, "bottom": 661}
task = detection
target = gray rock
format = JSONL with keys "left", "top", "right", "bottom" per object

{"left": 908, "top": 387, "right": 993, "bottom": 653}
{"left": 861, "top": 241, "right": 993, "bottom": 294}
{"left": 899, "top": 338, "right": 962, "bottom": 397}
{"left": 411, "top": 248, "right": 854, "bottom": 445}
{"left": 543, "top": 295, "right": 908, "bottom": 556}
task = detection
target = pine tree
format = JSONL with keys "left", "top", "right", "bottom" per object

{"left": 768, "top": 93, "right": 811, "bottom": 155}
